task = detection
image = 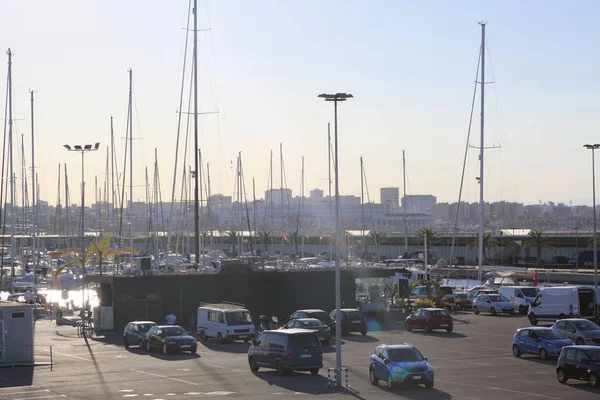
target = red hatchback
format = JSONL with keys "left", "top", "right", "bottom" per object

{"left": 404, "top": 308, "right": 453, "bottom": 333}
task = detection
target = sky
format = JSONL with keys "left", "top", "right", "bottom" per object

{"left": 1, "top": 0, "right": 599, "bottom": 208}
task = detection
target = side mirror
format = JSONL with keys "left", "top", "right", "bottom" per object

{"left": 384, "top": 359, "right": 389, "bottom": 365}
{"left": 424, "top": 357, "right": 428, "bottom": 361}
{"left": 272, "top": 316, "right": 279, "bottom": 323}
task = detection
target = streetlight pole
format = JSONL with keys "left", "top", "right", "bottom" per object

{"left": 318, "top": 92, "right": 353, "bottom": 386}
{"left": 584, "top": 144, "right": 599, "bottom": 294}
{"left": 64, "top": 143, "right": 100, "bottom": 324}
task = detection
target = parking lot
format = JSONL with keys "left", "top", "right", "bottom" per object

{"left": 1, "top": 312, "right": 599, "bottom": 400}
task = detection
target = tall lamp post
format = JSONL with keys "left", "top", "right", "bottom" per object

{"left": 584, "top": 144, "right": 599, "bottom": 294}
{"left": 318, "top": 92, "right": 353, "bottom": 386}
{"left": 64, "top": 143, "right": 100, "bottom": 323}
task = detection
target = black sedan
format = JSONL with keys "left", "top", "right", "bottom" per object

{"left": 146, "top": 325, "right": 198, "bottom": 355}
{"left": 330, "top": 308, "right": 368, "bottom": 336}
{"left": 280, "top": 318, "right": 331, "bottom": 345}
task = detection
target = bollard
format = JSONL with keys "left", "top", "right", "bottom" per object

{"left": 327, "top": 367, "right": 349, "bottom": 388}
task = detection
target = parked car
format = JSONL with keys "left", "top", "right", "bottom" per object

{"left": 473, "top": 294, "right": 515, "bottom": 316}
{"left": 280, "top": 318, "right": 331, "bottom": 345}
{"left": 468, "top": 287, "right": 497, "bottom": 300}
{"left": 512, "top": 327, "right": 573, "bottom": 360}
{"left": 123, "top": 321, "right": 157, "bottom": 349}
{"left": 556, "top": 345, "right": 600, "bottom": 387}
{"left": 369, "top": 344, "right": 434, "bottom": 389}
{"left": 453, "top": 292, "right": 473, "bottom": 310}
{"left": 197, "top": 302, "right": 255, "bottom": 343}
{"left": 145, "top": 325, "right": 198, "bottom": 355}
{"left": 285, "top": 309, "right": 333, "bottom": 329}
{"left": 404, "top": 308, "right": 453, "bottom": 333}
{"left": 528, "top": 286, "right": 599, "bottom": 325}
{"left": 498, "top": 286, "right": 539, "bottom": 314}
{"left": 329, "top": 308, "right": 368, "bottom": 336}
{"left": 248, "top": 329, "right": 323, "bottom": 376}
{"left": 551, "top": 318, "right": 600, "bottom": 345}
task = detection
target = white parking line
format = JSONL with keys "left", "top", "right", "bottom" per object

{"left": 203, "top": 363, "right": 245, "bottom": 373}
{"left": 43, "top": 348, "right": 89, "bottom": 362}
{"left": 437, "top": 379, "right": 564, "bottom": 399}
{"left": 0, "top": 390, "right": 49, "bottom": 396}
{"left": 13, "top": 395, "right": 66, "bottom": 400}
{"left": 130, "top": 369, "right": 203, "bottom": 386}
{"left": 486, "top": 375, "right": 563, "bottom": 386}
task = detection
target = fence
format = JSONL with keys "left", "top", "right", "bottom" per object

{"left": 0, "top": 345, "right": 54, "bottom": 370}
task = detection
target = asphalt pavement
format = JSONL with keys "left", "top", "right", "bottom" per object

{"left": 1, "top": 312, "right": 599, "bottom": 399}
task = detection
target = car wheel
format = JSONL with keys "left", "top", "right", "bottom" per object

{"left": 386, "top": 373, "right": 394, "bottom": 390}
{"left": 556, "top": 368, "right": 568, "bottom": 384}
{"left": 276, "top": 361, "right": 286, "bottom": 376}
{"left": 162, "top": 344, "right": 169, "bottom": 355}
{"left": 576, "top": 337, "right": 585, "bottom": 345}
{"left": 146, "top": 340, "right": 151, "bottom": 352}
{"left": 405, "top": 321, "right": 412, "bottom": 332}
{"left": 528, "top": 314, "right": 538, "bottom": 325}
{"left": 310, "top": 368, "right": 319, "bottom": 375}
{"left": 425, "top": 322, "right": 432, "bottom": 333}
{"left": 243, "top": 338, "right": 250, "bottom": 343}
{"left": 200, "top": 330, "right": 208, "bottom": 343}
{"left": 217, "top": 333, "right": 224, "bottom": 344}
{"left": 540, "top": 348, "right": 548, "bottom": 360}
{"left": 473, "top": 306, "right": 479, "bottom": 315}
{"left": 369, "top": 367, "right": 379, "bottom": 385}
{"left": 590, "top": 373, "right": 599, "bottom": 388}
{"left": 323, "top": 339, "right": 329, "bottom": 346}
{"left": 446, "top": 327, "right": 453, "bottom": 333}
{"left": 124, "top": 337, "right": 129, "bottom": 349}
{"left": 249, "top": 357, "right": 259, "bottom": 372}
{"left": 190, "top": 345, "right": 197, "bottom": 354}
{"left": 138, "top": 340, "right": 144, "bottom": 348}
{"left": 490, "top": 307, "right": 497, "bottom": 316}
{"left": 512, "top": 345, "right": 521, "bottom": 357}
{"left": 425, "top": 380, "right": 434, "bottom": 389}
{"left": 361, "top": 330, "right": 367, "bottom": 336}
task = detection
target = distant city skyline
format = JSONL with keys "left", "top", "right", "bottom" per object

{"left": 2, "top": 1, "right": 600, "bottom": 209}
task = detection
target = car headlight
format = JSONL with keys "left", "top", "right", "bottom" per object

{"left": 426, "top": 364, "right": 434, "bottom": 372}
{"left": 393, "top": 367, "right": 404, "bottom": 373}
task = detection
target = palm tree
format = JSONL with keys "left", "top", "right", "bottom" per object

{"left": 226, "top": 230, "right": 238, "bottom": 255}
{"left": 467, "top": 232, "right": 498, "bottom": 262}
{"left": 258, "top": 231, "right": 271, "bottom": 253}
{"left": 368, "top": 231, "right": 387, "bottom": 261}
{"left": 86, "top": 234, "right": 138, "bottom": 275}
{"left": 587, "top": 233, "right": 600, "bottom": 248}
{"left": 524, "top": 230, "right": 556, "bottom": 267}
{"left": 416, "top": 228, "right": 439, "bottom": 246}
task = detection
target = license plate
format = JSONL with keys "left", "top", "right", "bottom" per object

{"left": 413, "top": 376, "right": 422, "bottom": 380}
{"left": 353, "top": 320, "right": 361, "bottom": 323}
{"left": 440, "top": 324, "right": 448, "bottom": 327}
{"left": 239, "top": 335, "right": 247, "bottom": 338}
{"left": 301, "top": 354, "right": 311, "bottom": 358}
{"left": 180, "top": 345, "right": 190, "bottom": 349}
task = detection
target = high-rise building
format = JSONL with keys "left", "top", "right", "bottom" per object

{"left": 402, "top": 195, "right": 437, "bottom": 213}
{"left": 381, "top": 187, "right": 400, "bottom": 213}
{"left": 265, "top": 188, "right": 292, "bottom": 205}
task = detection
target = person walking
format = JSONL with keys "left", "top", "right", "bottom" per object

{"left": 165, "top": 313, "right": 177, "bottom": 325}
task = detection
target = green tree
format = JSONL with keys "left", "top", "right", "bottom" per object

{"left": 368, "top": 231, "right": 387, "bottom": 261}
{"left": 86, "top": 234, "right": 138, "bottom": 275}
{"left": 524, "top": 230, "right": 556, "bottom": 267}
{"left": 226, "top": 230, "right": 238, "bottom": 254}
{"left": 416, "top": 228, "right": 439, "bottom": 246}
{"left": 258, "top": 231, "right": 271, "bottom": 253}
{"left": 466, "top": 232, "right": 498, "bottom": 261}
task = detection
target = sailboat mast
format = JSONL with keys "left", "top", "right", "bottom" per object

{"left": 30, "top": 90, "right": 37, "bottom": 297}
{"left": 199, "top": 149, "right": 204, "bottom": 267}
{"left": 7, "top": 49, "right": 15, "bottom": 290}
{"left": 128, "top": 68, "right": 133, "bottom": 258}
{"left": 269, "top": 150, "right": 273, "bottom": 251}
{"left": 327, "top": 123, "right": 332, "bottom": 261}
{"left": 477, "top": 22, "right": 486, "bottom": 283}
{"left": 403, "top": 150, "right": 408, "bottom": 255}
{"left": 65, "top": 163, "right": 70, "bottom": 246}
{"left": 301, "top": 156, "right": 304, "bottom": 258}
{"left": 192, "top": 0, "right": 201, "bottom": 262}
{"left": 207, "top": 163, "right": 213, "bottom": 249}
{"left": 280, "top": 143, "right": 284, "bottom": 259}
{"left": 110, "top": 116, "right": 115, "bottom": 240}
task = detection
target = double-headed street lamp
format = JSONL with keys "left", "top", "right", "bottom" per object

{"left": 64, "top": 143, "right": 100, "bottom": 324}
{"left": 584, "top": 144, "right": 599, "bottom": 294}
{"left": 318, "top": 92, "right": 353, "bottom": 385}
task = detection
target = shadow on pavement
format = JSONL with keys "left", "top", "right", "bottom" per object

{"left": 562, "top": 380, "right": 600, "bottom": 394}
{"left": 199, "top": 341, "right": 251, "bottom": 354}
{"left": 515, "top": 355, "right": 558, "bottom": 366}
{"left": 251, "top": 370, "right": 338, "bottom": 395}
{"left": 146, "top": 349, "right": 201, "bottom": 361}
{"left": 342, "top": 334, "right": 378, "bottom": 343}
{"left": 0, "top": 366, "right": 33, "bottom": 388}
{"left": 376, "top": 384, "right": 453, "bottom": 399}
{"left": 404, "top": 331, "right": 467, "bottom": 339}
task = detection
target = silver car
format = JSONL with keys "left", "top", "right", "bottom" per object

{"left": 551, "top": 318, "right": 600, "bottom": 346}
{"left": 473, "top": 294, "right": 515, "bottom": 316}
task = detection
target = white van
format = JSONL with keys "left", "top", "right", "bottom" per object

{"left": 527, "top": 286, "right": 599, "bottom": 325}
{"left": 498, "top": 286, "right": 540, "bottom": 314}
{"left": 197, "top": 302, "right": 255, "bottom": 343}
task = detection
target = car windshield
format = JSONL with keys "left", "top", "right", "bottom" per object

{"left": 297, "top": 319, "right": 323, "bottom": 327}
{"left": 573, "top": 320, "right": 600, "bottom": 331}
{"left": 538, "top": 330, "right": 566, "bottom": 340}
{"left": 138, "top": 323, "right": 155, "bottom": 333}
{"left": 388, "top": 347, "right": 424, "bottom": 362}
{"left": 488, "top": 294, "right": 509, "bottom": 302}
{"left": 431, "top": 310, "right": 451, "bottom": 317}
{"left": 290, "top": 334, "right": 320, "bottom": 348}
{"left": 225, "top": 311, "right": 253, "bottom": 326}
{"left": 345, "top": 311, "right": 363, "bottom": 320}
{"left": 162, "top": 326, "right": 187, "bottom": 337}
{"left": 309, "top": 312, "right": 332, "bottom": 323}
{"left": 588, "top": 349, "right": 600, "bottom": 362}
{"left": 520, "top": 288, "right": 539, "bottom": 297}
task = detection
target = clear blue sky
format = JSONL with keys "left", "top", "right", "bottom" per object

{"left": 1, "top": 0, "right": 599, "bottom": 208}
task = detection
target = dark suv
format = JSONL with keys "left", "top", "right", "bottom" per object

{"left": 286, "top": 309, "right": 333, "bottom": 329}
{"left": 556, "top": 345, "right": 600, "bottom": 387}
{"left": 248, "top": 329, "right": 323, "bottom": 376}
{"left": 329, "top": 308, "right": 368, "bottom": 336}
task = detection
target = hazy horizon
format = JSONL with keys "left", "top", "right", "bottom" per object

{"left": 1, "top": 1, "right": 599, "bottom": 209}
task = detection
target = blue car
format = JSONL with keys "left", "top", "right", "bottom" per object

{"left": 123, "top": 321, "right": 157, "bottom": 348}
{"left": 512, "top": 327, "right": 574, "bottom": 360}
{"left": 369, "top": 344, "right": 434, "bottom": 389}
